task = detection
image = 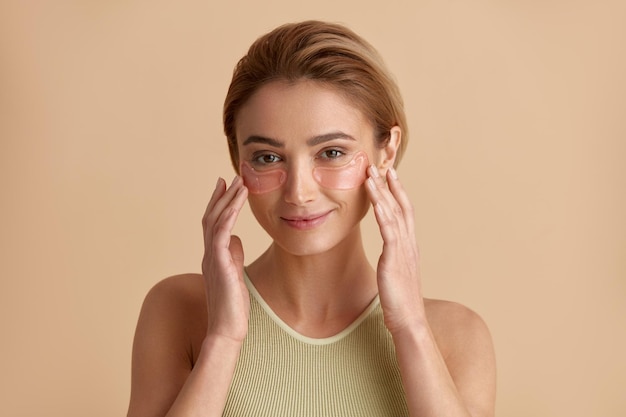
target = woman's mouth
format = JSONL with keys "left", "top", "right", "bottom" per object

{"left": 280, "top": 211, "right": 332, "bottom": 230}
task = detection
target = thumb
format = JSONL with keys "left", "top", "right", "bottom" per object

{"left": 229, "top": 235, "right": 245, "bottom": 267}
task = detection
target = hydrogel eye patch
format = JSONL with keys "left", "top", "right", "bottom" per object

{"left": 312, "top": 151, "right": 368, "bottom": 190}
{"left": 240, "top": 164, "right": 287, "bottom": 194}
{"left": 241, "top": 151, "right": 369, "bottom": 195}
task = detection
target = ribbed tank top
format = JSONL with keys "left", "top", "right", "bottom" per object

{"left": 222, "top": 273, "right": 409, "bottom": 417}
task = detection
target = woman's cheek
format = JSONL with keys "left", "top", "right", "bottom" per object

{"left": 312, "top": 151, "right": 369, "bottom": 190}
{"left": 240, "top": 163, "right": 286, "bottom": 194}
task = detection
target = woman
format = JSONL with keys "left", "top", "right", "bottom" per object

{"left": 127, "top": 20, "right": 496, "bottom": 417}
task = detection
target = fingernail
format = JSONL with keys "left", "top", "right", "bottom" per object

{"left": 230, "top": 176, "right": 240, "bottom": 186}
{"left": 215, "top": 177, "right": 223, "bottom": 188}
{"left": 389, "top": 167, "right": 398, "bottom": 180}
{"left": 370, "top": 165, "right": 380, "bottom": 178}
{"left": 367, "top": 177, "right": 376, "bottom": 191}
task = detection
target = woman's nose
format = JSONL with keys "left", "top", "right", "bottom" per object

{"left": 283, "top": 161, "right": 317, "bottom": 205}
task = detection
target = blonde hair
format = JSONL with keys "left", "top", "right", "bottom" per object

{"left": 223, "top": 20, "right": 408, "bottom": 170}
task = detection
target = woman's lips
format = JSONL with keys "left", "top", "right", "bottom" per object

{"left": 280, "top": 211, "right": 332, "bottom": 230}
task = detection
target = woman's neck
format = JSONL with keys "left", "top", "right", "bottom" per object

{"left": 246, "top": 227, "right": 378, "bottom": 337}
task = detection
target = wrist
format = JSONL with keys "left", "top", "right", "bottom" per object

{"left": 200, "top": 332, "right": 244, "bottom": 360}
{"left": 389, "top": 316, "right": 432, "bottom": 347}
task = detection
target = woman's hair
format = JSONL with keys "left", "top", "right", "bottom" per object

{"left": 223, "top": 20, "right": 408, "bottom": 170}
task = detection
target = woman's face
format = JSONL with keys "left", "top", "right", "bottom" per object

{"left": 235, "top": 80, "right": 395, "bottom": 256}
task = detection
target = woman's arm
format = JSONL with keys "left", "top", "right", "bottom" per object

{"left": 391, "top": 300, "right": 497, "bottom": 417}
{"left": 365, "top": 165, "right": 496, "bottom": 417}
{"left": 127, "top": 275, "right": 243, "bottom": 417}
{"left": 127, "top": 176, "right": 250, "bottom": 417}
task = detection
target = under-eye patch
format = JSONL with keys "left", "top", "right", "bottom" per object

{"left": 241, "top": 151, "right": 369, "bottom": 195}
{"left": 312, "top": 151, "right": 368, "bottom": 190}
{"left": 240, "top": 164, "right": 287, "bottom": 194}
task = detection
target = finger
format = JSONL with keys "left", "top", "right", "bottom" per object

{"left": 203, "top": 177, "right": 226, "bottom": 231}
{"left": 204, "top": 176, "right": 245, "bottom": 233}
{"left": 364, "top": 165, "right": 387, "bottom": 204}
{"left": 210, "top": 184, "right": 248, "bottom": 252}
{"left": 366, "top": 166, "right": 407, "bottom": 229}
{"left": 206, "top": 177, "right": 226, "bottom": 216}
{"left": 229, "top": 235, "right": 245, "bottom": 267}
{"left": 203, "top": 184, "right": 248, "bottom": 274}
{"left": 385, "top": 167, "right": 416, "bottom": 232}
{"left": 368, "top": 166, "right": 413, "bottom": 234}
{"left": 372, "top": 200, "right": 402, "bottom": 245}
{"left": 366, "top": 173, "right": 402, "bottom": 245}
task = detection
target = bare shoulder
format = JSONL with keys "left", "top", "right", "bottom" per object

{"left": 423, "top": 298, "right": 493, "bottom": 353}
{"left": 423, "top": 298, "right": 497, "bottom": 416}
{"left": 128, "top": 274, "right": 207, "bottom": 416}
{"left": 132, "top": 274, "right": 209, "bottom": 375}
{"left": 138, "top": 273, "right": 208, "bottom": 348}
{"left": 143, "top": 273, "right": 206, "bottom": 314}
{"left": 424, "top": 298, "right": 489, "bottom": 335}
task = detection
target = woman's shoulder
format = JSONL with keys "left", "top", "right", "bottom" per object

{"left": 129, "top": 274, "right": 208, "bottom": 415}
{"left": 423, "top": 298, "right": 494, "bottom": 359}
{"left": 144, "top": 273, "right": 205, "bottom": 305}
{"left": 142, "top": 272, "right": 206, "bottom": 311}
{"left": 422, "top": 298, "right": 497, "bottom": 412}
{"left": 423, "top": 297, "right": 487, "bottom": 327}
{"left": 138, "top": 273, "right": 207, "bottom": 336}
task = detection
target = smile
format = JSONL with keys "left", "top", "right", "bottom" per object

{"left": 280, "top": 211, "right": 332, "bottom": 230}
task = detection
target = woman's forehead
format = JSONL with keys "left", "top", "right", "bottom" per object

{"left": 235, "top": 80, "right": 374, "bottom": 147}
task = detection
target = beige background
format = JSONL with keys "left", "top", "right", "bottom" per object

{"left": 1, "top": 1, "right": 624, "bottom": 416}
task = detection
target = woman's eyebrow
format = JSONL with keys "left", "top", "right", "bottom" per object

{"left": 242, "top": 135, "right": 284, "bottom": 147}
{"left": 242, "top": 132, "right": 356, "bottom": 147}
{"left": 306, "top": 132, "right": 356, "bottom": 146}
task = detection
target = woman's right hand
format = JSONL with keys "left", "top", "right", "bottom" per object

{"left": 201, "top": 176, "right": 250, "bottom": 343}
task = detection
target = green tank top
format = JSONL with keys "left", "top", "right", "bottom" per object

{"left": 222, "top": 273, "right": 409, "bottom": 416}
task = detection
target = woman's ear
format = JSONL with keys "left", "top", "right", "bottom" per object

{"left": 377, "top": 126, "right": 401, "bottom": 174}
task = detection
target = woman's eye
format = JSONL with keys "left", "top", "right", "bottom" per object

{"left": 253, "top": 154, "right": 281, "bottom": 165}
{"left": 319, "top": 149, "right": 345, "bottom": 160}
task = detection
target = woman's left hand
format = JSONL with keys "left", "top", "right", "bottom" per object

{"left": 365, "top": 165, "right": 425, "bottom": 336}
